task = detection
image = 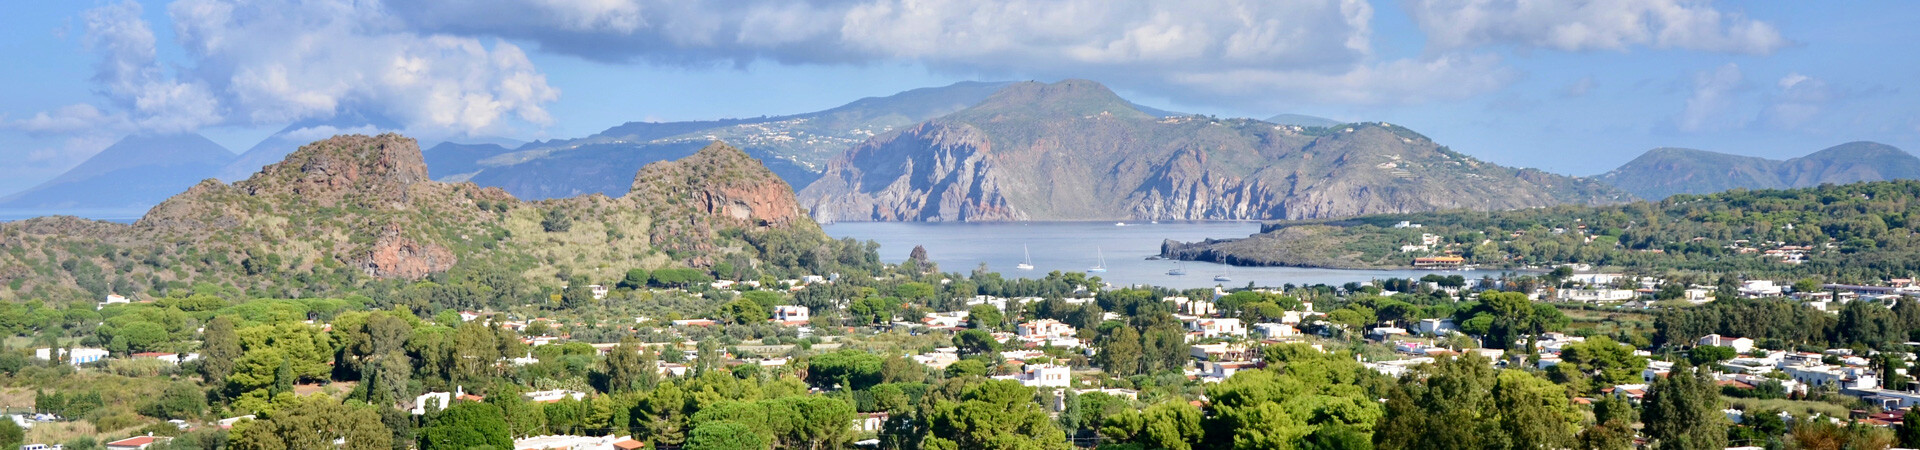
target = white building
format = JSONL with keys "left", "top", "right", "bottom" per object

{"left": 34, "top": 348, "right": 108, "bottom": 365}
{"left": 1697, "top": 334, "right": 1755, "bottom": 354}
{"left": 1252, "top": 323, "right": 1298, "bottom": 339}
{"left": 772, "top": 305, "right": 810, "bottom": 324}
{"left": 1017, "top": 319, "right": 1076, "bottom": 339}
{"left": 1561, "top": 289, "right": 1636, "bottom": 303}
{"left": 1189, "top": 318, "right": 1245, "bottom": 339}
{"left": 1740, "top": 280, "right": 1783, "bottom": 297}
{"left": 1200, "top": 361, "right": 1258, "bottom": 382}
{"left": 523, "top": 390, "right": 589, "bottom": 403}
{"left": 513, "top": 434, "right": 642, "bottom": 450}
{"left": 995, "top": 364, "right": 1071, "bottom": 388}
{"left": 1413, "top": 318, "right": 1458, "bottom": 335}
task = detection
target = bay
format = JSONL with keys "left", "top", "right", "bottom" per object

{"left": 822, "top": 221, "right": 1499, "bottom": 290}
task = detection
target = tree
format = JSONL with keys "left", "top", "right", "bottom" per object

{"left": 618, "top": 268, "right": 651, "bottom": 290}
{"left": 1558, "top": 336, "right": 1649, "bottom": 387}
{"left": 139, "top": 382, "right": 205, "bottom": 420}
{"left": 967, "top": 304, "right": 1004, "bottom": 330}
{"left": 419, "top": 401, "right": 511, "bottom": 450}
{"left": 1641, "top": 365, "right": 1726, "bottom": 450}
{"left": 0, "top": 420, "right": 20, "bottom": 450}
{"left": 1095, "top": 324, "right": 1143, "bottom": 376}
{"left": 1900, "top": 406, "right": 1920, "bottom": 448}
{"left": 1686, "top": 345, "right": 1736, "bottom": 365}
{"left": 807, "top": 349, "right": 883, "bottom": 391}
{"left": 1102, "top": 401, "right": 1204, "bottom": 450}
{"left": 722, "top": 298, "right": 766, "bottom": 325}
{"left": 1376, "top": 354, "right": 1576, "bottom": 450}
{"left": 201, "top": 316, "right": 242, "bottom": 387}
{"left": 925, "top": 380, "right": 1069, "bottom": 450}
{"left": 687, "top": 421, "right": 767, "bottom": 450}
{"left": 541, "top": 208, "right": 572, "bottom": 232}
{"left": 954, "top": 329, "right": 999, "bottom": 357}
{"left": 230, "top": 396, "right": 392, "bottom": 450}
{"left": 600, "top": 340, "right": 652, "bottom": 393}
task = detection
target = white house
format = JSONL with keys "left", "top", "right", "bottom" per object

{"left": 1739, "top": 280, "right": 1783, "bottom": 297}
{"left": 1252, "top": 323, "right": 1297, "bottom": 339}
{"left": 513, "top": 434, "right": 642, "bottom": 450}
{"left": 98, "top": 294, "right": 132, "bottom": 310}
{"left": 1201, "top": 361, "right": 1258, "bottom": 382}
{"left": 1413, "top": 318, "right": 1458, "bottom": 335}
{"left": 35, "top": 348, "right": 108, "bottom": 365}
{"left": 1017, "top": 319, "right": 1076, "bottom": 339}
{"left": 1189, "top": 318, "right": 1245, "bottom": 339}
{"left": 589, "top": 285, "right": 609, "bottom": 300}
{"left": 411, "top": 389, "right": 457, "bottom": 415}
{"left": 1561, "top": 289, "right": 1636, "bottom": 303}
{"left": 1697, "top": 334, "right": 1755, "bottom": 354}
{"left": 995, "top": 364, "right": 1071, "bottom": 388}
{"left": 523, "top": 389, "right": 589, "bottom": 403}
{"left": 772, "top": 305, "right": 810, "bottom": 324}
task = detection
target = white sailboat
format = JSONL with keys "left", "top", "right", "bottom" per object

{"left": 1213, "top": 265, "right": 1232, "bottom": 282}
{"left": 1087, "top": 248, "right": 1108, "bottom": 273}
{"left": 1167, "top": 261, "right": 1187, "bottom": 276}
{"left": 1016, "top": 245, "right": 1035, "bottom": 271}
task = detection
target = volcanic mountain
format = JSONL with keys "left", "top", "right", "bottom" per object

{"left": 1597, "top": 142, "right": 1920, "bottom": 200}
{"left": 799, "top": 79, "right": 1629, "bottom": 222}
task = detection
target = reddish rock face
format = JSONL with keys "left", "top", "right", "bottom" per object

{"left": 357, "top": 223, "right": 455, "bottom": 280}
{"left": 240, "top": 133, "right": 430, "bottom": 206}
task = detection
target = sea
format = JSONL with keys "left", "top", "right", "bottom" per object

{"left": 823, "top": 221, "right": 1500, "bottom": 290}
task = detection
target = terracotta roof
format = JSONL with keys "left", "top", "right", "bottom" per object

{"left": 613, "top": 440, "right": 645, "bottom": 450}
{"left": 107, "top": 436, "right": 158, "bottom": 446}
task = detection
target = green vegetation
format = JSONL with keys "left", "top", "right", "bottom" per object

{"left": 1178, "top": 179, "right": 1920, "bottom": 281}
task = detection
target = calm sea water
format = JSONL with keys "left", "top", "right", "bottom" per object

{"left": 823, "top": 221, "right": 1496, "bottom": 290}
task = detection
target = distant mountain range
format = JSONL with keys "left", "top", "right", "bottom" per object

{"left": 423, "top": 81, "right": 1024, "bottom": 200}
{"left": 1596, "top": 142, "right": 1920, "bottom": 200}
{"left": 1266, "top": 114, "right": 1342, "bottom": 128}
{"left": 0, "top": 133, "right": 234, "bottom": 212}
{"left": 799, "top": 79, "right": 1628, "bottom": 222}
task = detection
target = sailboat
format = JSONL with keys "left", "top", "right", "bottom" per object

{"left": 1087, "top": 248, "right": 1108, "bottom": 273}
{"left": 1016, "top": 245, "right": 1035, "bottom": 271}
{"left": 1167, "top": 262, "right": 1187, "bottom": 276}
{"left": 1213, "top": 265, "right": 1232, "bottom": 282}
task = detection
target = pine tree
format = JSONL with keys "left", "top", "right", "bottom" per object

{"left": 1642, "top": 365, "right": 1726, "bottom": 450}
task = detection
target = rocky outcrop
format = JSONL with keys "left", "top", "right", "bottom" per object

{"left": 356, "top": 223, "right": 455, "bottom": 279}
{"left": 626, "top": 141, "right": 808, "bottom": 228}
{"left": 238, "top": 133, "right": 430, "bottom": 206}
{"left": 802, "top": 81, "right": 1629, "bottom": 222}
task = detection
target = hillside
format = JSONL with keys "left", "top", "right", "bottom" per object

{"left": 1162, "top": 179, "right": 1920, "bottom": 280}
{"left": 434, "top": 81, "right": 1016, "bottom": 200}
{"left": 1597, "top": 142, "right": 1920, "bottom": 200}
{"left": 0, "top": 134, "right": 865, "bottom": 302}
{"left": 216, "top": 112, "right": 404, "bottom": 182}
{"left": 0, "top": 133, "right": 234, "bottom": 212}
{"left": 799, "top": 79, "right": 1629, "bottom": 222}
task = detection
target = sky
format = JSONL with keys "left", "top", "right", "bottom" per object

{"left": 3, "top": 0, "right": 1918, "bottom": 196}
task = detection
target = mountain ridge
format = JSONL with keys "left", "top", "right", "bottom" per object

{"left": 1597, "top": 141, "right": 1920, "bottom": 200}
{"left": 0, "top": 133, "right": 234, "bottom": 211}
{"left": 800, "top": 79, "right": 1631, "bottom": 222}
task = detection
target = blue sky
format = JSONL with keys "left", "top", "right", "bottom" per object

{"left": 3, "top": 0, "right": 1917, "bottom": 196}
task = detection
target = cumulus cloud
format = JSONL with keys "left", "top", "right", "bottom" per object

{"left": 1677, "top": 62, "right": 1746, "bottom": 132}
{"left": 15, "top": 0, "right": 561, "bottom": 139}
{"left": 1406, "top": 0, "right": 1789, "bottom": 55}
{"left": 169, "top": 0, "right": 560, "bottom": 134}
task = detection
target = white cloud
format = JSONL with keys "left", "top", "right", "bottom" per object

{"left": 169, "top": 0, "right": 561, "bottom": 134}
{"left": 1169, "top": 53, "right": 1515, "bottom": 105}
{"left": 1761, "top": 73, "right": 1832, "bottom": 129}
{"left": 74, "top": 1, "right": 223, "bottom": 134}
{"left": 1677, "top": 62, "right": 1745, "bottom": 132}
{"left": 1407, "top": 0, "right": 1788, "bottom": 55}
{"left": 5, "top": 104, "right": 126, "bottom": 136}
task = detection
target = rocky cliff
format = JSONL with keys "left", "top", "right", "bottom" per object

{"left": 801, "top": 80, "right": 1629, "bottom": 222}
